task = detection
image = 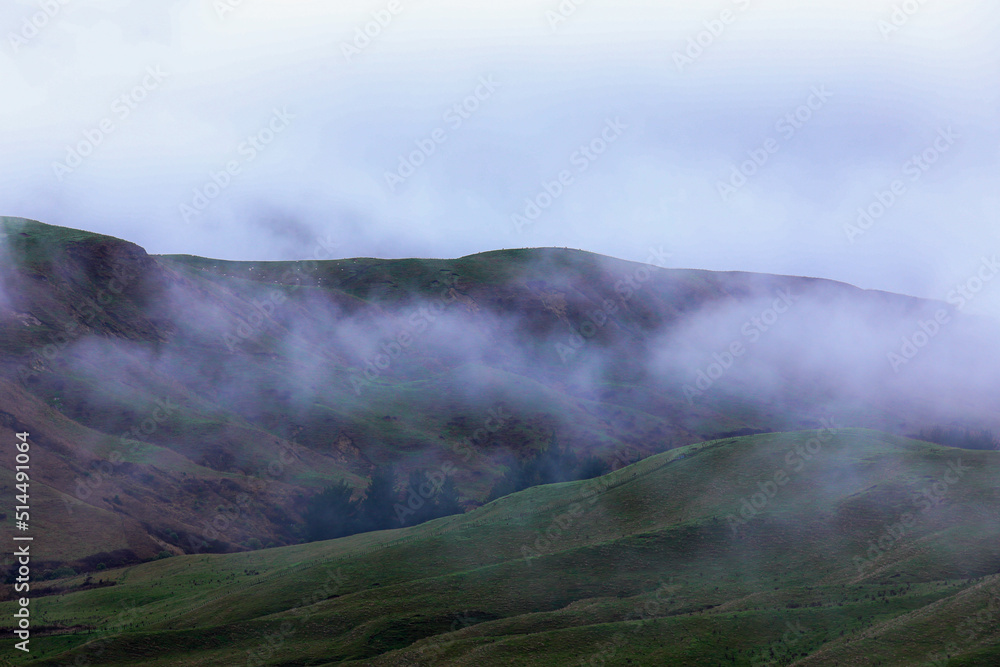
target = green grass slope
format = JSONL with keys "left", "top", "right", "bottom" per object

{"left": 5, "top": 428, "right": 999, "bottom": 666}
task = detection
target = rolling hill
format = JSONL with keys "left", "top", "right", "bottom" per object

{"left": 3, "top": 428, "right": 999, "bottom": 665}
{"left": 0, "top": 215, "right": 998, "bottom": 588}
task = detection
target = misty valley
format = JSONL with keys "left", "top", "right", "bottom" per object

{"left": 1, "top": 217, "right": 999, "bottom": 665}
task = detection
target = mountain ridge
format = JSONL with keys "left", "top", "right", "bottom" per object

{"left": 0, "top": 216, "right": 997, "bottom": 574}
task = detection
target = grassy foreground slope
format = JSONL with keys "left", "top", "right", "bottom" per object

{"left": 5, "top": 428, "right": 1000, "bottom": 666}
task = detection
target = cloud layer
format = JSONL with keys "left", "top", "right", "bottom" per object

{"left": 1, "top": 0, "right": 998, "bottom": 314}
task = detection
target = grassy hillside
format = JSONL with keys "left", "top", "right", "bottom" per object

{"left": 5, "top": 428, "right": 999, "bottom": 665}
{"left": 1, "top": 216, "right": 999, "bottom": 650}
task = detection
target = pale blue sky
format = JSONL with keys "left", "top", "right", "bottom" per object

{"left": 1, "top": 0, "right": 998, "bottom": 313}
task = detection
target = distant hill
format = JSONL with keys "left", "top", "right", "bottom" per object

{"left": 1, "top": 216, "right": 999, "bottom": 574}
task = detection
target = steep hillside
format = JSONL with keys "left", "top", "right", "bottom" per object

{"left": 1, "top": 217, "right": 999, "bottom": 572}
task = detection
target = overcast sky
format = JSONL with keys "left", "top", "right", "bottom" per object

{"left": 1, "top": 0, "right": 999, "bottom": 313}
